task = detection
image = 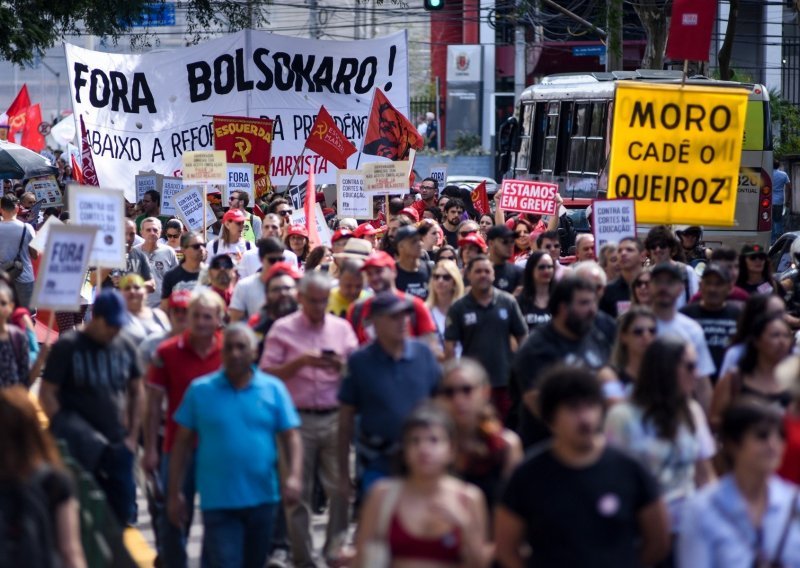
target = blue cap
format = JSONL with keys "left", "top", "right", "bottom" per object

{"left": 93, "top": 288, "right": 127, "bottom": 328}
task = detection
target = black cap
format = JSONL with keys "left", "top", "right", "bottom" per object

{"left": 486, "top": 224, "right": 514, "bottom": 241}
{"left": 677, "top": 225, "right": 703, "bottom": 238}
{"left": 701, "top": 263, "right": 732, "bottom": 283}
{"left": 650, "top": 262, "right": 685, "bottom": 282}
{"left": 741, "top": 243, "right": 767, "bottom": 257}
{"left": 370, "top": 292, "right": 413, "bottom": 317}
{"left": 394, "top": 225, "right": 420, "bottom": 244}
{"left": 209, "top": 254, "right": 235, "bottom": 270}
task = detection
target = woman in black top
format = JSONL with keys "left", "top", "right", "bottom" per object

{"left": 515, "top": 251, "right": 555, "bottom": 331}
{"left": 736, "top": 244, "right": 779, "bottom": 295}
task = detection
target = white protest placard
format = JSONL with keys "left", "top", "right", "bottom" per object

{"left": 428, "top": 164, "right": 448, "bottom": 187}
{"left": 226, "top": 163, "right": 255, "bottom": 203}
{"left": 67, "top": 184, "right": 126, "bottom": 269}
{"left": 363, "top": 161, "right": 410, "bottom": 193}
{"left": 174, "top": 186, "right": 217, "bottom": 232}
{"left": 337, "top": 170, "right": 370, "bottom": 218}
{"left": 183, "top": 151, "right": 227, "bottom": 184}
{"left": 31, "top": 224, "right": 98, "bottom": 311}
{"left": 30, "top": 215, "right": 64, "bottom": 252}
{"left": 25, "top": 176, "right": 63, "bottom": 206}
{"left": 160, "top": 176, "right": 183, "bottom": 216}
{"left": 290, "top": 203, "right": 332, "bottom": 246}
{"left": 499, "top": 179, "right": 558, "bottom": 216}
{"left": 592, "top": 199, "right": 637, "bottom": 256}
{"left": 135, "top": 173, "right": 160, "bottom": 203}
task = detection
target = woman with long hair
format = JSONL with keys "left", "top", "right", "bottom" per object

{"left": 160, "top": 218, "right": 185, "bottom": 262}
{"left": 509, "top": 217, "right": 533, "bottom": 264}
{"left": 207, "top": 209, "right": 252, "bottom": 265}
{"left": 598, "top": 243, "right": 620, "bottom": 283}
{"left": 515, "top": 251, "right": 555, "bottom": 331}
{"left": 305, "top": 245, "right": 334, "bottom": 273}
{"left": 736, "top": 244, "right": 779, "bottom": 295}
{"left": 605, "top": 337, "right": 716, "bottom": 537}
{"left": 353, "top": 404, "right": 491, "bottom": 568}
{"left": 0, "top": 387, "right": 85, "bottom": 567}
{"left": 718, "top": 293, "right": 787, "bottom": 378}
{"left": 426, "top": 260, "right": 465, "bottom": 357}
{"left": 285, "top": 225, "right": 311, "bottom": 268}
{"left": 434, "top": 245, "right": 458, "bottom": 264}
{"left": 437, "top": 359, "right": 523, "bottom": 510}
{"left": 711, "top": 313, "right": 794, "bottom": 431}
{"left": 478, "top": 214, "right": 494, "bottom": 241}
{"left": 630, "top": 268, "right": 654, "bottom": 307}
{"left": 598, "top": 306, "right": 658, "bottom": 400}
{"left": 119, "top": 273, "right": 171, "bottom": 346}
{"left": 420, "top": 219, "right": 443, "bottom": 255}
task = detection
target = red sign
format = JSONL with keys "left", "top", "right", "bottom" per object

{"left": 213, "top": 116, "right": 275, "bottom": 198}
{"left": 499, "top": 180, "right": 558, "bottom": 216}
{"left": 665, "top": 0, "right": 717, "bottom": 62}
{"left": 304, "top": 106, "right": 357, "bottom": 170}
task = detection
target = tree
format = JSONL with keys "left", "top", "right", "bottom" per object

{"left": 628, "top": 0, "right": 671, "bottom": 69}
{"left": 0, "top": 0, "right": 267, "bottom": 66}
{"left": 717, "top": 0, "right": 739, "bottom": 80}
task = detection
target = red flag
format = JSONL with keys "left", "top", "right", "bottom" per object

{"left": 304, "top": 106, "right": 357, "bottom": 170}
{"left": 71, "top": 152, "right": 84, "bottom": 184}
{"left": 665, "top": 0, "right": 717, "bottom": 62}
{"left": 470, "top": 180, "right": 490, "bottom": 216}
{"left": 6, "top": 85, "right": 30, "bottom": 141}
{"left": 304, "top": 169, "right": 321, "bottom": 246}
{"left": 213, "top": 116, "right": 274, "bottom": 198}
{"left": 362, "top": 89, "right": 423, "bottom": 161}
{"left": 79, "top": 115, "right": 99, "bottom": 186}
{"left": 20, "top": 104, "right": 45, "bottom": 152}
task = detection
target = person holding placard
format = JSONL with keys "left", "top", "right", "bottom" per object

{"left": 135, "top": 218, "right": 179, "bottom": 309}
{"left": 0, "top": 194, "right": 37, "bottom": 309}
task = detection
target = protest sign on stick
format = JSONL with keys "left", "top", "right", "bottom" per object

{"left": 31, "top": 224, "right": 98, "bottom": 311}
{"left": 592, "top": 199, "right": 637, "bottom": 257}
{"left": 336, "top": 170, "right": 370, "bottom": 218}
{"left": 67, "top": 184, "right": 126, "bottom": 269}
{"left": 499, "top": 180, "right": 559, "bottom": 216}
{"left": 226, "top": 163, "right": 255, "bottom": 203}
{"left": 174, "top": 186, "right": 217, "bottom": 232}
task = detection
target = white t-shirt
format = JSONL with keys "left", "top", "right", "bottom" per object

{"left": 657, "top": 312, "right": 716, "bottom": 377}
{"left": 238, "top": 248, "right": 299, "bottom": 279}
{"left": 0, "top": 219, "right": 34, "bottom": 283}
{"left": 133, "top": 243, "right": 179, "bottom": 308}
{"left": 230, "top": 273, "right": 266, "bottom": 318}
{"left": 207, "top": 238, "right": 252, "bottom": 267}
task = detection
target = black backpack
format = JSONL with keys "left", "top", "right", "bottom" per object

{"left": 0, "top": 468, "right": 60, "bottom": 568}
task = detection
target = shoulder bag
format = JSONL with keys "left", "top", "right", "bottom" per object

{"left": 1, "top": 227, "right": 26, "bottom": 280}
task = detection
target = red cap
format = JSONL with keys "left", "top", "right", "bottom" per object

{"left": 223, "top": 208, "right": 248, "bottom": 223}
{"left": 458, "top": 234, "right": 488, "bottom": 252}
{"left": 264, "top": 261, "right": 302, "bottom": 283}
{"left": 168, "top": 289, "right": 193, "bottom": 309}
{"left": 331, "top": 228, "right": 354, "bottom": 243}
{"left": 353, "top": 223, "right": 378, "bottom": 238}
{"left": 360, "top": 251, "right": 396, "bottom": 271}
{"left": 315, "top": 192, "right": 326, "bottom": 203}
{"left": 399, "top": 207, "right": 420, "bottom": 223}
{"left": 287, "top": 224, "right": 309, "bottom": 238}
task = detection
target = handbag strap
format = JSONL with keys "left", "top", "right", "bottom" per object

{"left": 13, "top": 225, "right": 25, "bottom": 257}
{"left": 771, "top": 489, "right": 799, "bottom": 565}
{"left": 376, "top": 480, "right": 402, "bottom": 539}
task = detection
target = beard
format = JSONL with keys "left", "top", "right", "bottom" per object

{"left": 272, "top": 297, "right": 299, "bottom": 319}
{"left": 565, "top": 309, "right": 593, "bottom": 337}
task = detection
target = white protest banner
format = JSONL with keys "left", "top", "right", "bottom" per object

{"left": 135, "top": 173, "right": 160, "bottom": 203}
{"left": 183, "top": 151, "right": 227, "bottom": 184}
{"left": 31, "top": 225, "right": 98, "bottom": 311}
{"left": 592, "top": 199, "right": 637, "bottom": 257}
{"left": 30, "top": 215, "right": 64, "bottom": 252}
{"left": 67, "top": 184, "right": 126, "bottom": 268}
{"left": 428, "top": 164, "right": 447, "bottom": 187}
{"left": 25, "top": 176, "right": 62, "bottom": 206}
{"left": 160, "top": 177, "right": 183, "bottom": 216}
{"left": 226, "top": 163, "right": 255, "bottom": 203}
{"left": 290, "top": 203, "right": 332, "bottom": 246}
{"left": 499, "top": 179, "right": 558, "bottom": 216}
{"left": 174, "top": 186, "right": 217, "bottom": 232}
{"left": 65, "top": 31, "right": 409, "bottom": 186}
{"left": 363, "top": 161, "right": 410, "bottom": 193}
{"left": 337, "top": 169, "right": 370, "bottom": 218}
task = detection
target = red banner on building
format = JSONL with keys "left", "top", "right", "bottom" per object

{"left": 304, "top": 106, "right": 357, "bottom": 170}
{"left": 665, "top": 0, "right": 717, "bottom": 62}
{"left": 362, "top": 88, "right": 423, "bottom": 161}
{"left": 213, "top": 116, "right": 275, "bottom": 198}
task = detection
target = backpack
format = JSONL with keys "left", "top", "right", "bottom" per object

{"left": 212, "top": 239, "right": 253, "bottom": 255}
{"left": 0, "top": 468, "right": 60, "bottom": 568}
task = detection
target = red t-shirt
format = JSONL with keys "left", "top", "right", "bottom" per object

{"left": 147, "top": 331, "right": 223, "bottom": 452}
{"left": 778, "top": 414, "right": 800, "bottom": 485}
{"left": 346, "top": 289, "right": 436, "bottom": 345}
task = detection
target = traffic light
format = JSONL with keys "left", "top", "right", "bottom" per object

{"left": 424, "top": 0, "right": 444, "bottom": 10}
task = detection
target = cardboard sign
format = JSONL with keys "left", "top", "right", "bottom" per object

{"left": 67, "top": 184, "right": 126, "bottom": 269}
{"left": 160, "top": 176, "right": 183, "bottom": 216}
{"left": 225, "top": 163, "right": 255, "bottom": 203}
{"left": 135, "top": 173, "right": 160, "bottom": 203}
{"left": 336, "top": 169, "right": 371, "bottom": 218}
{"left": 290, "top": 203, "right": 332, "bottom": 246}
{"left": 31, "top": 224, "right": 98, "bottom": 311}
{"left": 428, "top": 164, "right": 448, "bottom": 187}
{"left": 25, "top": 176, "right": 62, "bottom": 206}
{"left": 183, "top": 151, "right": 227, "bottom": 184}
{"left": 363, "top": 161, "right": 410, "bottom": 193}
{"left": 499, "top": 179, "right": 558, "bottom": 216}
{"left": 591, "top": 199, "right": 637, "bottom": 257}
{"left": 30, "top": 215, "right": 63, "bottom": 252}
{"left": 607, "top": 82, "right": 748, "bottom": 226}
{"left": 174, "top": 186, "right": 217, "bottom": 232}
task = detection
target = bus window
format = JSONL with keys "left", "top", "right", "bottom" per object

{"left": 542, "top": 102, "right": 560, "bottom": 173}
{"left": 530, "top": 102, "right": 547, "bottom": 173}
{"left": 585, "top": 102, "right": 607, "bottom": 174}
{"left": 516, "top": 104, "right": 533, "bottom": 174}
{"left": 568, "top": 103, "right": 589, "bottom": 174}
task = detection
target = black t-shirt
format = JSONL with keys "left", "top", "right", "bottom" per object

{"left": 599, "top": 277, "right": 631, "bottom": 318}
{"left": 443, "top": 225, "right": 459, "bottom": 249}
{"left": 679, "top": 302, "right": 741, "bottom": 382}
{"left": 445, "top": 289, "right": 528, "bottom": 388}
{"left": 395, "top": 262, "right": 431, "bottom": 301}
{"left": 500, "top": 444, "right": 660, "bottom": 568}
{"left": 515, "top": 294, "right": 552, "bottom": 332}
{"left": 494, "top": 262, "right": 523, "bottom": 294}
{"left": 43, "top": 330, "right": 142, "bottom": 443}
{"left": 161, "top": 264, "right": 201, "bottom": 299}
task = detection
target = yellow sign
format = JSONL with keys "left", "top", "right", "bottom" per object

{"left": 183, "top": 150, "right": 227, "bottom": 184}
{"left": 607, "top": 82, "right": 748, "bottom": 226}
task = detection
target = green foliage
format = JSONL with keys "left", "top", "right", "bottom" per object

{"left": 769, "top": 88, "right": 800, "bottom": 158}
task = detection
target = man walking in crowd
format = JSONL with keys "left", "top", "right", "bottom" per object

{"left": 207, "top": 253, "right": 237, "bottom": 308}
{"left": 394, "top": 224, "right": 430, "bottom": 300}
{"left": 574, "top": 233, "right": 596, "bottom": 261}
{"left": 0, "top": 193, "right": 36, "bottom": 308}
{"left": 441, "top": 198, "right": 465, "bottom": 248}
{"left": 600, "top": 236, "right": 645, "bottom": 317}
{"left": 136, "top": 217, "right": 179, "bottom": 309}
{"left": 230, "top": 238, "right": 287, "bottom": 322}
{"left": 773, "top": 158, "right": 792, "bottom": 243}
{"left": 136, "top": 189, "right": 170, "bottom": 232}
{"left": 239, "top": 214, "right": 299, "bottom": 276}
{"left": 411, "top": 177, "right": 439, "bottom": 217}
{"left": 111, "top": 218, "right": 155, "bottom": 291}
{"left": 486, "top": 225, "right": 523, "bottom": 294}
{"left": 249, "top": 262, "right": 302, "bottom": 360}
{"left": 160, "top": 232, "right": 205, "bottom": 309}
{"left": 168, "top": 324, "right": 303, "bottom": 567}
{"left": 327, "top": 259, "right": 367, "bottom": 318}
{"left": 261, "top": 273, "right": 358, "bottom": 567}
{"left": 40, "top": 289, "right": 144, "bottom": 524}
{"left": 227, "top": 190, "right": 262, "bottom": 243}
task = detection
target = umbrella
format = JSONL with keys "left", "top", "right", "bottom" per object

{"left": 0, "top": 140, "right": 59, "bottom": 180}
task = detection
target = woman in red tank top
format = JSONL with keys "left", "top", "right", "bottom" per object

{"left": 352, "top": 404, "right": 492, "bottom": 568}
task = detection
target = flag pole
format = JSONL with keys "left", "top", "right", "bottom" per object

{"left": 356, "top": 88, "right": 379, "bottom": 170}
{"left": 285, "top": 146, "right": 308, "bottom": 195}
{"left": 681, "top": 59, "right": 688, "bottom": 86}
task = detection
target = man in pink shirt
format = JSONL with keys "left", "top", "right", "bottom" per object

{"left": 260, "top": 271, "right": 358, "bottom": 567}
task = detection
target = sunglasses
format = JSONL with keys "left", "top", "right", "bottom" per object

{"left": 650, "top": 243, "right": 670, "bottom": 250}
{"left": 439, "top": 384, "right": 477, "bottom": 398}
{"left": 166, "top": 233, "right": 180, "bottom": 239}
{"left": 433, "top": 273, "right": 453, "bottom": 281}
{"left": 266, "top": 255, "right": 284, "bottom": 263}
{"left": 630, "top": 326, "right": 656, "bottom": 337}
{"left": 747, "top": 254, "right": 767, "bottom": 261}
{"left": 187, "top": 243, "right": 205, "bottom": 250}
{"left": 634, "top": 279, "right": 651, "bottom": 288}
{"left": 459, "top": 230, "right": 477, "bottom": 237}
{"left": 278, "top": 210, "right": 292, "bottom": 216}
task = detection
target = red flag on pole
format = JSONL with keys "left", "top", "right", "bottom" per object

{"left": 20, "top": 104, "right": 45, "bottom": 152}
{"left": 6, "top": 84, "right": 30, "bottom": 141}
{"left": 304, "top": 106, "right": 357, "bottom": 170}
{"left": 470, "top": 180, "right": 490, "bottom": 216}
{"left": 665, "top": 0, "right": 717, "bottom": 62}
{"left": 362, "top": 89, "right": 424, "bottom": 161}
{"left": 79, "top": 115, "right": 99, "bottom": 186}
{"left": 304, "top": 168, "right": 321, "bottom": 246}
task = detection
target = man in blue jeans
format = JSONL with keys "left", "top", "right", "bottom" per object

{"left": 773, "top": 159, "right": 792, "bottom": 243}
{"left": 168, "top": 323, "right": 303, "bottom": 568}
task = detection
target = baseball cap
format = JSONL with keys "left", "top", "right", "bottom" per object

{"left": 700, "top": 263, "right": 732, "bottom": 283}
{"left": 399, "top": 207, "right": 420, "bottom": 223}
{"left": 677, "top": 225, "right": 702, "bottom": 238}
{"left": 222, "top": 209, "right": 247, "bottom": 223}
{"left": 287, "top": 224, "right": 309, "bottom": 238}
{"left": 651, "top": 262, "right": 685, "bottom": 282}
{"left": 264, "top": 261, "right": 302, "bottom": 283}
{"left": 369, "top": 292, "right": 413, "bottom": 317}
{"left": 168, "top": 289, "right": 193, "bottom": 309}
{"left": 361, "top": 250, "right": 396, "bottom": 271}
{"left": 741, "top": 243, "right": 767, "bottom": 257}
{"left": 93, "top": 289, "right": 127, "bottom": 328}
{"left": 353, "top": 223, "right": 378, "bottom": 238}
{"left": 331, "top": 228, "right": 354, "bottom": 243}
{"left": 486, "top": 225, "right": 514, "bottom": 241}
{"left": 394, "top": 225, "right": 420, "bottom": 244}
{"left": 458, "top": 234, "right": 488, "bottom": 252}
{"left": 209, "top": 254, "right": 235, "bottom": 270}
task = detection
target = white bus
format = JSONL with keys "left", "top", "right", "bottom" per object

{"left": 497, "top": 70, "right": 774, "bottom": 249}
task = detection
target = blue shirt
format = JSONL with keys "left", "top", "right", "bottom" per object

{"left": 174, "top": 366, "right": 300, "bottom": 511}
{"left": 773, "top": 168, "right": 791, "bottom": 206}
{"left": 678, "top": 474, "right": 800, "bottom": 567}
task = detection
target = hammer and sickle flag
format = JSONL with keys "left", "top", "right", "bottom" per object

{"left": 304, "top": 106, "right": 357, "bottom": 170}
{"left": 213, "top": 115, "right": 274, "bottom": 198}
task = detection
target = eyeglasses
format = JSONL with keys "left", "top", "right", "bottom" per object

{"left": 634, "top": 279, "right": 651, "bottom": 288}
{"left": 229, "top": 221, "right": 245, "bottom": 227}
{"left": 420, "top": 185, "right": 436, "bottom": 190}
{"left": 433, "top": 273, "right": 453, "bottom": 281}
{"left": 229, "top": 196, "right": 239, "bottom": 202}
{"left": 747, "top": 254, "right": 767, "bottom": 261}
{"left": 187, "top": 243, "right": 205, "bottom": 250}
{"left": 278, "top": 210, "right": 292, "bottom": 216}
{"left": 459, "top": 230, "right": 477, "bottom": 237}
{"left": 630, "top": 326, "right": 656, "bottom": 337}
{"left": 166, "top": 233, "right": 180, "bottom": 239}
{"left": 439, "top": 384, "right": 477, "bottom": 398}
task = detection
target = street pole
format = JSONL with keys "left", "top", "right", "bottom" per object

{"left": 606, "top": 0, "right": 623, "bottom": 71}
{"left": 514, "top": 0, "right": 526, "bottom": 100}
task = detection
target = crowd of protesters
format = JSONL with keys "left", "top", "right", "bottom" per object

{"left": 1, "top": 172, "right": 800, "bottom": 568}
